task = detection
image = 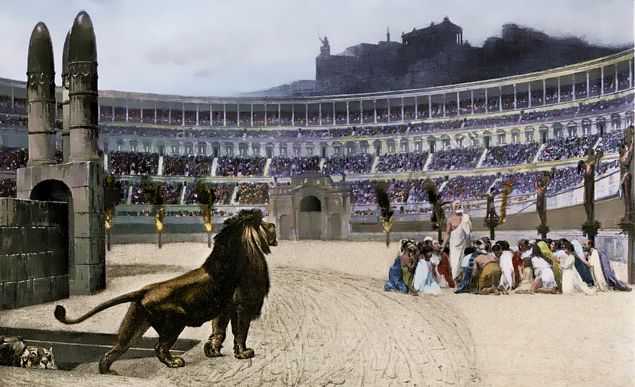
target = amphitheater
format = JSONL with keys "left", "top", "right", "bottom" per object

{"left": 0, "top": 37, "right": 634, "bottom": 386}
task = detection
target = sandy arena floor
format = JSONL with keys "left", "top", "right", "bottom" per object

{"left": 0, "top": 241, "right": 633, "bottom": 386}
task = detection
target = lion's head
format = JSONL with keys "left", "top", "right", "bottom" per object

{"left": 215, "top": 209, "right": 277, "bottom": 261}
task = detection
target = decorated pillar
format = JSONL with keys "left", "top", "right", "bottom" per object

{"left": 26, "top": 22, "right": 57, "bottom": 166}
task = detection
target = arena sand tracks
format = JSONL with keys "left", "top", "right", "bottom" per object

{"left": 0, "top": 241, "right": 479, "bottom": 386}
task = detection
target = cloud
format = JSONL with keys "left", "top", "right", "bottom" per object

{"left": 0, "top": 0, "right": 632, "bottom": 96}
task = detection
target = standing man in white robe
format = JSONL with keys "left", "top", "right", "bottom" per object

{"left": 440, "top": 200, "right": 472, "bottom": 284}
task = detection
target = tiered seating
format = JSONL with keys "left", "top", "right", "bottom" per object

{"left": 269, "top": 156, "right": 320, "bottom": 177}
{"left": 322, "top": 154, "right": 373, "bottom": 175}
{"left": 539, "top": 135, "right": 599, "bottom": 161}
{"left": 216, "top": 156, "right": 266, "bottom": 176}
{"left": 235, "top": 183, "right": 268, "bottom": 204}
{"left": 375, "top": 152, "right": 429, "bottom": 173}
{"left": 109, "top": 151, "right": 159, "bottom": 175}
{"left": 428, "top": 147, "right": 483, "bottom": 171}
{"left": 481, "top": 143, "right": 541, "bottom": 168}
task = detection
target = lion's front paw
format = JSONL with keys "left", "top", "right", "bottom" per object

{"left": 204, "top": 341, "right": 222, "bottom": 357}
{"left": 167, "top": 356, "right": 185, "bottom": 368}
{"left": 234, "top": 348, "right": 255, "bottom": 359}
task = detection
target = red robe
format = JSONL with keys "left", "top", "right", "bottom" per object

{"left": 436, "top": 252, "right": 455, "bottom": 288}
{"left": 512, "top": 251, "right": 523, "bottom": 288}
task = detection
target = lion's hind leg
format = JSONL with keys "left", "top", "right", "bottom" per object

{"left": 231, "top": 310, "right": 255, "bottom": 359}
{"left": 204, "top": 311, "right": 231, "bottom": 357}
{"left": 154, "top": 322, "right": 186, "bottom": 368}
{"left": 99, "top": 303, "right": 151, "bottom": 375}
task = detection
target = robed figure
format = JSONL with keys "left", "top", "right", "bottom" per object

{"left": 578, "top": 149, "right": 603, "bottom": 224}
{"left": 535, "top": 171, "right": 552, "bottom": 227}
{"left": 620, "top": 125, "right": 634, "bottom": 220}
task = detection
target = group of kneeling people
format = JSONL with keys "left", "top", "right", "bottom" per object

{"left": 384, "top": 236, "right": 632, "bottom": 295}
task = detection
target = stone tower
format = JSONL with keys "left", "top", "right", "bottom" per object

{"left": 16, "top": 11, "right": 105, "bottom": 295}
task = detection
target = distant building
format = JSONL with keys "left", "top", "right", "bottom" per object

{"left": 314, "top": 17, "right": 623, "bottom": 95}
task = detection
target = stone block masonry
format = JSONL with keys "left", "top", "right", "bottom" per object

{"left": 0, "top": 197, "right": 68, "bottom": 310}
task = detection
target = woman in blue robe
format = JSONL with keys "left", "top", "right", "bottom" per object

{"left": 572, "top": 240, "right": 595, "bottom": 286}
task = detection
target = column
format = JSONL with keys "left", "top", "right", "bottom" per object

{"left": 319, "top": 103, "right": 322, "bottom": 126}
{"left": 586, "top": 71, "right": 590, "bottom": 98}
{"left": 278, "top": 103, "right": 281, "bottom": 126}
{"left": 10, "top": 86, "right": 14, "bottom": 111}
{"left": 264, "top": 104, "right": 267, "bottom": 127}
{"left": 168, "top": 107, "right": 171, "bottom": 125}
{"left": 470, "top": 90, "right": 474, "bottom": 114}
{"left": 456, "top": 91, "right": 460, "bottom": 116}
{"left": 528, "top": 84, "right": 532, "bottom": 108}
{"left": 181, "top": 102, "right": 185, "bottom": 126}
{"left": 359, "top": 100, "right": 363, "bottom": 123}
{"left": 250, "top": 104, "right": 253, "bottom": 127}
{"left": 346, "top": 101, "right": 349, "bottom": 124}
{"left": 615, "top": 64, "right": 618, "bottom": 93}
{"left": 305, "top": 103, "right": 308, "bottom": 125}
{"left": 630, "top": 60, "right": 633, "bottom": 88}
{"left": 291, "top": 104, "right": 295, "bottom": 124}
{"left": 485, "top": 89, "right": 488, "bottom": 113}
{"left": 125, "top": 98, "right": 129, "bottom": 122}
{"left": 373, "top": 100, "right": 377, "bottom": 123}
{"left": 332, "top": 102, "right": 336, "bottom": 124}
{"left": 140, "top": 105, "right": 144, "bottom": 122}
{"left": 223, "top": 104, "right": 226, "bottom": 127}
{"left": 414, "top": 96, "right": 418, "bottom": 118}
{"left": 513, "top": 84, "right": 517, "bottom": 109}
{"left": 387, "top": 99, "right": 391, "bottom": 122}
{"left": 542, "top": 79, "right": 546, "bottom": 105}
{"left": 400, "top": 97, "right": 404, "bottom": 121}
{"left": 600, "top": 66, "right": 604, "bottom": 96}
{"left": 196, "top": 104, "right": 199, "bottom": 126}
{"left": 154, "top": 102, "right": 157, "bottom": 124}
{"left": 209, "top": 104, "right": 213, "bottom": 126}
{"left": 557, "top": 77, "right": 561, "bottom": 103}
{"left": 572, "top": 74, "right": 576, "bottom": 101}
{"left": 498, "top": 87, "right": 502, "bottom": 112}
{"left": 428, "top": 95, "right": 432, "bottom": 117}
{"left": 442, "top": 94, "right": 446, "bottom": 117}
{"left": 237, "top": 104, "right": 240, "bottom": 126}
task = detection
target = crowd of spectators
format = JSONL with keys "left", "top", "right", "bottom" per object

{"left": 595, "top": 130, "right": 625, "bottom": 153}
{"left": 0, "top": 147, "right": 28, "bottom": 170}
{"left": 428, "top": 147, "right": 483, "bottom": 171}
{"left": 0, "top": 178, "right": 16, "bottom": 197}
{"left": 481, "top": 142, "right": 541, "bottom": 168}
{"left": 539, "top": 134, "right": 599, "bottom": 162}
{"left": 163, "top": 155, "right": 214, "bottom": 177}
{"left": 183, "top": 182, "right": 234, "bottom": 205}
{"left": 322, "top": 154, "right": 373, "bottom": 175}
{"left": 0, "top": 114, "right": 27, "bottom": 128}
{"left": 216, "top": 156, "right": 266, "bottom": 176}
{"left": 268, "top": 156, "right": 320, "bottom": 177}
{"left": 235, "top": 183, "right": 269, "bottom": 204}
{"left": 109, "top": 151, "right": 159, "bottom": 175}
{"left": 129, "top": 181, "right": 183, "bottom": 205}
{"left": 441, "top": 175, "right": 497, "bottom": 201}
{"left": 375, "top": 152, "right": 429, "bottom": 173}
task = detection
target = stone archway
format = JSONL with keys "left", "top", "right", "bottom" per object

{"left": 30, "top": 179, "right": 72, "bottom": 290}
{"left": 299, "top": 195, "right": 322, "bottom": 239}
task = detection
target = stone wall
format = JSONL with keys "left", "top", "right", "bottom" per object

{"left": 0, "top": 198, "right": 68, "bottom": 310}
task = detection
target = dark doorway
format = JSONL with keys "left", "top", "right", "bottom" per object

{"left": 30, "top": 180, "right": 72, "bottom": 289}
{"left": 299, "top": 195, "right": 322, "bottom": 239}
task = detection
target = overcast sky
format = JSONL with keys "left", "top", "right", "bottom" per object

{"left": 1, "top": 0, "right": 633, "bottom": 96}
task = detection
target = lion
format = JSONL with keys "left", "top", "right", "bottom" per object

{"left": 54, "top": 209, "right": 276, "bottom": 375}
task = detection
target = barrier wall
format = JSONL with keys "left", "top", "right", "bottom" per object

{"left": 0, "top": 198, "right": 68, "bottom": 310}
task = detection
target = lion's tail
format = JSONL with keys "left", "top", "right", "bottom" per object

{"left": 54, "top": 289, "right": 147, "bottom": 325}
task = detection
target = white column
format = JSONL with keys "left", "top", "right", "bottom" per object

{"left": 278, "top": 103, "right": 281, "bottom": 126}
{"left": 586, "top": 71, "right": 590, "bottom": 98}
{"left": 332, "top": 102, "right": 336, "bottom": 124}
{"left": 196, "top": 104, "right": 199, "bottom": 126}
{"left": 456, "top": 91, "right": 460, "bottom": 116}
{"left": 346, "top": 101, "right": 350, "bottom": 124}
{"left": 209, "top": 104, "right": 213, "bottom": 126}
{"left": 374, "top": 100, "right": 377, "bottom": 123}
{"left": 485, "top": 89, "right": 488, "bottom": 113}
{"left": 319, "top": 103, "right": 322, "bottom": 126}
{"left": 126, "top": 98, "right": 129, "bottom": 122}
{"left": 513, "top": 84, "right": 517, "bottom": 109}
{"left": 615, "top": 64, "right": 619, "bottom": 92}
{"left": 414, "top": 96, "right": 418, "bottom": 118}
{"left": 237, "top": 104, "right": 240, "bottom": 126}
{"left": 557, "top": 78, "right": 561, "bottom": 103}
{"left": 291, "top": 104, "right": 295, "bottom": 124}
{"left": 359, "top": 100, "right": 363, "bottom": 123}
{"left": 387, "top": 99, "right": 391, "bottom": 122}
{"left": 305, "top": 103, "right": 308, "bottom": 125}
{"left": 223, "top": 104, "right": 227, "bottom": 127}
{"left": 572, "top": 74, "right": 576, "bottom": 101}
{"left": 470, "top": 90, "right": 474, "bottom": 114}
{"left": 250, "top": 104, "right": 253, "bottom": 127}
{"left": 600, "top": 66, "right": 604, "bottom": 95}
{"left": 154, "top": 102, "right": 157, "bottom": 124}
{"left": 181, "top": 102, "right": 185, "bottom": 126}
{"left": 400, "top": 97, "right": 404, "bottom": 121}
{"left": 428, "top": 95, "right": 432, "bottom": 117}
{"left": 630, "top": 60, "right": 633, "bottom": 88}
{"left": 528, "top": 84, "right": 532, "bottom": 108}
{"left": 542, "top": 79, "right": 546, "bottom": 104}
{"left": 498, "top": 87, "right": 502, "bottom": 111}
{"left": 264, "top": 103, "right": 267, "bottom": 127}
